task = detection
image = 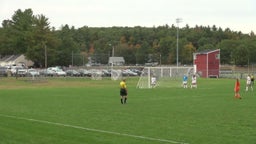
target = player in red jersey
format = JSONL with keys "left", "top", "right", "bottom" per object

{"left": 234, "top": 78, "right": 241, "bottom": 99}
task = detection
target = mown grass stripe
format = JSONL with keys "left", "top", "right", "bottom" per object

{"left": 0, "top": 113, "right": 188, "bottom": 144}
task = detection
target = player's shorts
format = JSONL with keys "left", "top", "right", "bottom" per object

{"left": 183, "top": 81, "right": 187, "bottom": 85}
{"left": 151, "top": 82, "right": 156, "bottom": 85}
{"left": 120, "top": 88, "right": 127, "bottom": 96}
{"left": 234, "top": 88, "right": 240, "bottom": 93}
{"left": 192, "top": 82, "right": 196, "bottom": 85}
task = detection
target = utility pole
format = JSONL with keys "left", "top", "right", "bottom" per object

{"left": 44, "top": 42, "right": 47, "bottom": 68}
{"left": 176, "top": 18, "right": 182, "bottom": 68}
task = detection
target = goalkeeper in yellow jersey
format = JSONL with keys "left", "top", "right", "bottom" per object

{"left": 120, "top": 79, "right": 128, "bottom": 104}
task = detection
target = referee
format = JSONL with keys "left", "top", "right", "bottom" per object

{"left": 120, "top": 79, "right": 128, "bottom": 104}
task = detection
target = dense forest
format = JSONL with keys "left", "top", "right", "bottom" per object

{"left": 0, "top": 9, "right": 256, "bottom": 67}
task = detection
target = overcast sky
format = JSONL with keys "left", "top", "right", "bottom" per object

{"left": 1, "top": 0, "right": 255, "bottom": 34}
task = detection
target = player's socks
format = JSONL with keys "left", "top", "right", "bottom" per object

{"left": 124, "top": 98, "right": 127, "bottom": 103}
{"left": 121, "top": 99, "right": 123, "bottom": 104}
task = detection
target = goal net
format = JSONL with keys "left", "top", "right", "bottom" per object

{"left": 136, "top": 66, "right": 194, "bottom": 89}
{"left": 111, "top": 69, "right": 122, "bottom": 80}
{"left": 91, "top": 69, "right": 103, "bottom": 80}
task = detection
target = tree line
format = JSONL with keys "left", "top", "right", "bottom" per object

{"left": 0, "top": 9, "right": 256, "bottom": 67}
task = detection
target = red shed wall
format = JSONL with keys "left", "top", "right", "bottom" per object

{"left": 194, "top": 54, "right": 207, "bottom": 77}
{"left": 208, "top": 51, "right": 220, "bottom": 77}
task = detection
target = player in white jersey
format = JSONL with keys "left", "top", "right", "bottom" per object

{"left": 151, "top": 76, "right": 157, "bottom": 88}
{"left": 246, "top": 75, "right": 252, "bottom": 91}
{"left": 191, "top": 74, "right": 197, "bottom": 88}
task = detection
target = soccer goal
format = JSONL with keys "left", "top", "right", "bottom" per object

{"left": 136, "top": 66, "right": 194, "bottom": 89}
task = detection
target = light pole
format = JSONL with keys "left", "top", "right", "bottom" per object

{"left": 160, "top": 54, "right": 162, "bottom": 66}
{"left": 176, "top": 18, "right": 182, "bottom": 68}
{"left": 108, "top": 44, "right": 114, "bottom": 70}
{"left": 108, "top": 44, "right": 114, "bottom": 57}
{"left": 112, "top": 45, "right": 114, "bottom": 57}
{"left": 44, "top": 42, "right": 47, "bottom": 68}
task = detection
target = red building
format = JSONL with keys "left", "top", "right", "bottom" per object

{"left": 193, "top": 49, "right": 220, "bottom": 78}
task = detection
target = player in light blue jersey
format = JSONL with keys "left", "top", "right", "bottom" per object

{"left": 183, "top": 74, "right": 188, "bottom": 88}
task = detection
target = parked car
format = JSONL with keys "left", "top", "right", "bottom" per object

{"left": 130, "top": 68, "right": 142, "bottom": 76}
{"left": 0, "top": 66, "right": 8, "bottom": 77}
{"left": 122, "top": 69, "right": 138, "bottom": 76}
{"left": 27, "top": 69, "right": 40, "bottom": 77}
{"left": 102, "top": 69, "right": 111, "bottom": 77}
{"left": 48, "top": 67, "right": 66, "bottom": 77}
{"left": 54, "top": 69, "right": 66, "bottom": 76}
{"left": 40, "top": 69, "right": 56, "bottom": 76}
{"left": 77, "top": 69, "right": 91, "bottom": 77}
{"left": 66, "top": 69, "right": 81, "bottom": 77}
{"left": 10, "top": 66, "right": 27, "bottom": 77}
{"left": 10, "top": 66, "right": 27, "bottom": 76}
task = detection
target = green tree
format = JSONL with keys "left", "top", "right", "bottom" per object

{"left": 26, "top": 14, "right": 55, "bottom": 67}
{"left": 232, "top": 44, "right": 248, "bottom": 65}
{"left": 0, "top": 9, "right": 34, "bottom": 55}
{"left": 180, "top": 42, "right": 196, "bottom": 64}
{"left": 159, "top": 36, "right": 175, "bottom": 64}
{"left": 55, "top": 25, "right": 79, "bottom": 66}
{"left": 11, "top": 9, "right": 35, "bottom": 54}
{"left": 0, "top": 20, "right": 16, "bottom": 55}
{"left": 218, "top": 39, "right": 238, "bottom": 64}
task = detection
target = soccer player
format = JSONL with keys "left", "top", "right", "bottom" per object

{"left": 246, "top": 75, "right": 251, "bottom": 91}
{"left": 120, "top": 79, "right": 128, "bottom": 104}
{"left": 151, "top": 75, "right": 157, "bottom": 88}
{"left": 182, "top": 74, "right": 188, "bottom": 88}
{"left": 251, "top": 75, "right": 254, "bottom": 91}
{"left": 234, "top": 78, "right": 241, "bottom": 99}
{"left": 191, "top": 74, "right": 197, "bottom": 88}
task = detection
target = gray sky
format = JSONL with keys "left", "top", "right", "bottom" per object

{"left": 1, "top": 0, "right": 255, "bottom": 34}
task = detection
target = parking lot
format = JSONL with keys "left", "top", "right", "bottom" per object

{"left": 0, "top": 66, "right": 143, "bottom": 79}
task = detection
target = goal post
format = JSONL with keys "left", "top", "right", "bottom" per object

{"left": 136, "top": 66, "right": 194, "bottom": 89}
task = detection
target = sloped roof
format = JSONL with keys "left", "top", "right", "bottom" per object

{"left": 0, "top": 55, "right": 22, "bottom": 62}
{"left": 108, "top": 57, "right": 125, "bottom": 63}
{"left": 0, "top": 54, "right": 34, "bottom": 67}
{"left": 194, "top": 49, "right": 220, "bottom": 55}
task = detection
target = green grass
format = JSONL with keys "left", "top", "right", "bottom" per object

{"left": 0, "top": 77, "right": 256, "bottom": 144}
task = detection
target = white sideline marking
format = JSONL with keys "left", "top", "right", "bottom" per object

{"left": 0, "top": 114, "right": 188, "bottom": 144}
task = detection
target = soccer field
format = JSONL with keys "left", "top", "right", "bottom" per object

{"left": 0, "top": 77, "right": 255, "bottom": 144}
